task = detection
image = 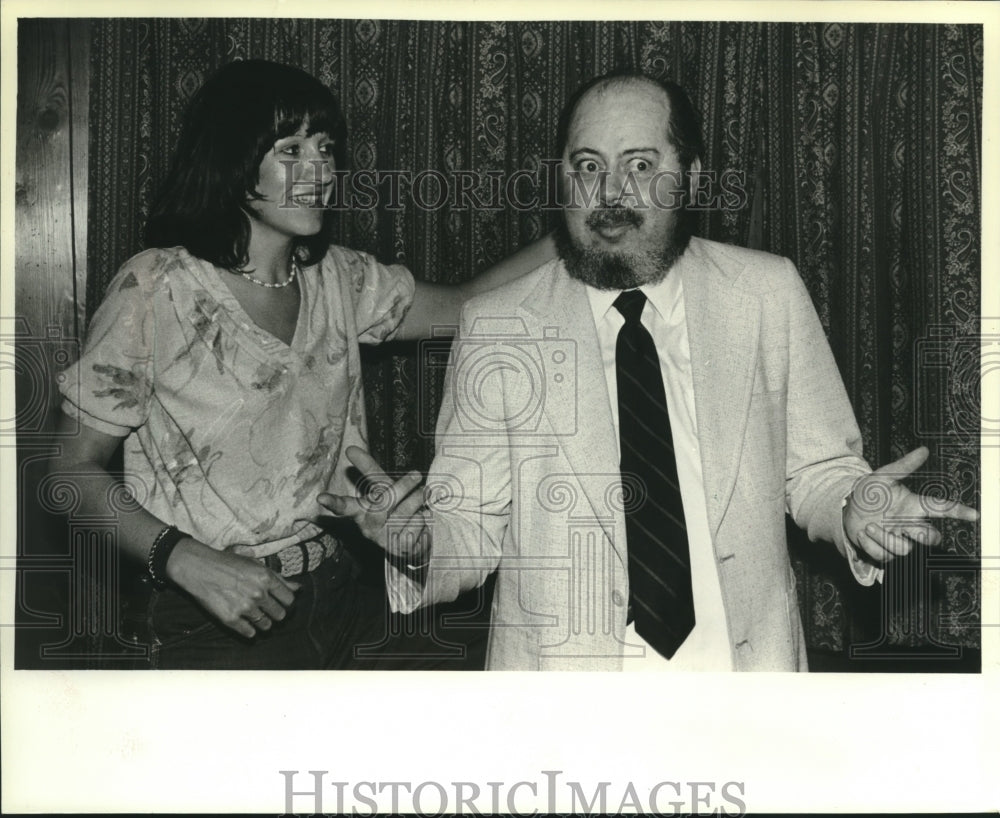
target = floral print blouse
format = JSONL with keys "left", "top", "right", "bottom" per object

{"left": 59, "top": 245, "right": 414, "bottom": 558}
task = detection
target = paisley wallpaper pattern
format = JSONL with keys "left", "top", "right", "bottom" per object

{"left": 86, "top": 19, "right": 982, "bottom": 661}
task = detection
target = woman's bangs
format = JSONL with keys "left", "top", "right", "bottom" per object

{"left": 272, "top": 90, "right": 342, "bottom": 141}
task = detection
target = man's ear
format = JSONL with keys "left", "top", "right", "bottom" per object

{"left": 687, "top": 157, "right": 703, "bottom": 204}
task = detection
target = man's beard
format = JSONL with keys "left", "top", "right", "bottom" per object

{"left": 555, "top": 205, "right": 694, "bottom": 291}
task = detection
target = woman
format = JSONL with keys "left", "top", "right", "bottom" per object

{"left": 52, "top": 59, "right": 553, "bottom": 669}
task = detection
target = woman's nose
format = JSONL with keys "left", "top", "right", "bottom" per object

{"left": 296, "top": 149, "right": 334, "bottom": 183}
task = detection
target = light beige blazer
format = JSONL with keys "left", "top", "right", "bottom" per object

{"left": 392, "top": 237, "right": 877, "bottom": 670}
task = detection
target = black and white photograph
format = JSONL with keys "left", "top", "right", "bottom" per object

{"left": 2, "top": 0, "right": 997, "bottom": 813}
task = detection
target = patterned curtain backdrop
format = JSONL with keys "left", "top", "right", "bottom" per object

{"left": 758, "top": 24, "right": 982, "bottom": 655}
{"left": 86, "top": 20, "right": 982, "bottom": 661}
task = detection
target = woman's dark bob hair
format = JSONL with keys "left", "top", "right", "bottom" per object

{"left": 145, "top": 59, "right": 346, "bottom": 270}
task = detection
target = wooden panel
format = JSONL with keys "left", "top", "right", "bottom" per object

{"left": 69, "top": 20, "right": 90, "bottom": 342}
{"left": 14, "top": 19, "right": 85, "bottom": 436}
{"left": 13, "top": 20, "right": 96, "bottom": 669}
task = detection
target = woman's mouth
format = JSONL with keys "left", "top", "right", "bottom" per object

{"left": 288, "top": 187, "right": 329, "bottom": 208}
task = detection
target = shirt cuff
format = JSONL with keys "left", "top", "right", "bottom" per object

{"left": 60, "top": 399, "right": 133, "bottom": 438}
{"left": 384, "top": 559, "right": 426, "bottom": 614}
{"left": 841, "top": 494, "right": 885, "bottom": 586}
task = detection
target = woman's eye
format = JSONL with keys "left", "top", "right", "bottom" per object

{"left": 319, "top": 144, "right": 335, "bottom": 156}
{"left": 279, "top": 144, "right": 300, "bottom": 156}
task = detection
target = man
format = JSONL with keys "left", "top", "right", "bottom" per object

{"left": 320, "top": 73, "right": 978, "bottom": 670}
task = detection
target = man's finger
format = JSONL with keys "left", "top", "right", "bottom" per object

{"left": 894, "top": 524, "right": 942, "bottom": 549}
{"left": 864, "top": 523, "right": 915, "bottom": 557}
{"left": 391, "top": 471, "right": 424, "bottom": 502}
{"left": 318, "top": 492, "right": 362, "bottom": 517}
{"left": 390, "top": 475, "right": 426, "bottom": 517}
{"left": 921, "top": 498, "right": 980, "bottom": 523}
{"left": 360, "top": 470, "right": 423, "bottom": 513}
{"left": 872, "top": 445, "right": 929, "bottom": 481}
{"left": 345, "top": 445, "right": 391, "bottom": 482}
{"left": 853, "top": 528, "right": 890, "bottom": 563}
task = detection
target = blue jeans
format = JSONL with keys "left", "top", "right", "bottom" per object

{"left": 146, "top": 549, "right": 389, "bottom": 670}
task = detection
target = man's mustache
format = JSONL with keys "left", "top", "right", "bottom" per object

{"left": 586, "top": 207, "right": 644, "bottom": 231}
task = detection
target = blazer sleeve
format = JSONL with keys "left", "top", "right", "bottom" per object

{"left": 386, "top": 300, "right": 513, "bottom": 612}
{"left": 781, "top": 258, "right": 882, "bottom": 585}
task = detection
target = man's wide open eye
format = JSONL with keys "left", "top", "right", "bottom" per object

{"left": 627, "top": 157, "right": 653, "bottom": 173}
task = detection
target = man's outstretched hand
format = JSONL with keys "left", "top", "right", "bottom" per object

{"left": 844, "top": 446, "right": 979, "bottom": 563}
{"left": 318, "top": 446, "right": 431, "bottom": 564}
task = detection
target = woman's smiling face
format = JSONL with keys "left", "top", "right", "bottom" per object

{"left": 246, "top": 118, "right": 337, "bottom": 242}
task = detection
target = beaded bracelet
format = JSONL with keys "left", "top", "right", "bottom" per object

{"left": 146, "top": 526, "right": 186, "bottom": 589}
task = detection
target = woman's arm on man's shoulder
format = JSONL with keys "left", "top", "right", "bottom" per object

{"left": 395, "top": 232, "right": 557, "bottom": 341}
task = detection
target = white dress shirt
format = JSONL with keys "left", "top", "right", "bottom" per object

{"left": 586, "top": 272, "right": 734, "bottom": 671}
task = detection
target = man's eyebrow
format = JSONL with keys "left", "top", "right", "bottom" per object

{"left": 568, "top": 147, "right": 661, "bottom": 161}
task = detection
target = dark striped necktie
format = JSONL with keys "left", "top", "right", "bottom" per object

{"left": 613, "top": 289, "right": 695, "bottom": 659}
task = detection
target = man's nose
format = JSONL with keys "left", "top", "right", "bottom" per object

{"left": 600, "top": 168, "right": 629, "bottom": 206}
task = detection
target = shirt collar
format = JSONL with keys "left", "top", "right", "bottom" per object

{"left": 584, "top": 264, "right": 684, "bottom": 325}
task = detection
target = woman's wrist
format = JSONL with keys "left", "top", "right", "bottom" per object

{"left": 161, "top": 535, "right": 207, "bottom": 586}
{"left": 146, "top": 526, "right": 188, "bottom": 588}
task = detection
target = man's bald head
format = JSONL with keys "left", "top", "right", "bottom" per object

{"left": 556, "top": 73, "right": 704, "bottom": 173}
{"left": 554, "top": 72, "right": 705, "bottom": 289}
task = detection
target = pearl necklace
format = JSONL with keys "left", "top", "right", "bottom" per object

{"left": 241, "top": 258, "right": 299, "bottom": 289}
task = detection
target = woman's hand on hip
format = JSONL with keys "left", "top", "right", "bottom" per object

{"left": 165, "top": 538, "right": 301, "bottom": 638}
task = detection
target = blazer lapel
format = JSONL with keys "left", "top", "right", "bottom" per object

{"left": 518, "top": 264, "right": 625, "bottom": 564}
{"left": 515, "top": 246, "right": 762, "bottom": 562}
{"left": 680, "top": 243, "right": 761, "bottom": 542}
